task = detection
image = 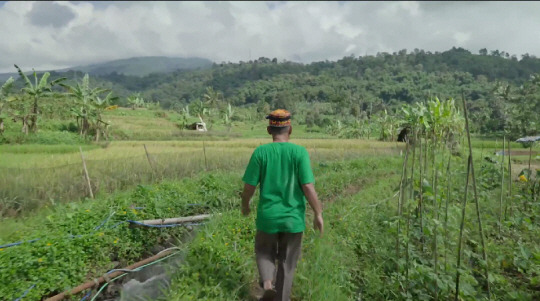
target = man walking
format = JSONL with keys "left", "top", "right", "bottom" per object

{"left": 241, "top": 109, "right": 324, "bottom": 301}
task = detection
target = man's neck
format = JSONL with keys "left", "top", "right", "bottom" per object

{"left": 272, "top": 135, "right": 289, "bottom": 143}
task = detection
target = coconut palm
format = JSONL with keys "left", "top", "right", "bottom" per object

{"left": 14, "top": 65, "right": 66, "bottom": 133}
{"left": 203, "top": 86, "right": 223, "bottom": 110}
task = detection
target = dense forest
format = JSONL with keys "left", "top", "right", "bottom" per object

{"left": 4, "top": 47, "right": 540, "bottom": 139}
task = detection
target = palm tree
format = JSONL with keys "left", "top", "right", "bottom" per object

{"left": 203, "top": 86, "right": 223, "bottom": 110}
{"left": 14, "top": 65, "right": 66, "bottom": 133}
{"left": 0, "top": 77, "right": 14, "bottom": 135}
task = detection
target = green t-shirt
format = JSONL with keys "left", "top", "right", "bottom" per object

{"left": 242, "top": 142, "right": 315, "bottom": 234}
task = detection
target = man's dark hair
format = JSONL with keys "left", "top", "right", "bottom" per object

{"left": 268, "top": 126, "right": 290, "bottom": 135}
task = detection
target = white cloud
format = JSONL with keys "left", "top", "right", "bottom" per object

{"left": 453, "top": 32, "right": 472, "bottom": 45}
{"left": 1, "top": 1, "right": 540, "bottom": 72}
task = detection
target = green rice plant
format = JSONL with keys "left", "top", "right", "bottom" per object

{"left": 0, "top": 140, "right": 402, "bottom": 216}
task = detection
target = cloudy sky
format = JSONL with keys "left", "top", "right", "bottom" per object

{"left": 1, "top": 1, "right": 540, "bottom": 73}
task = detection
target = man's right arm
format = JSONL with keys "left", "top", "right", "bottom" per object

{"left": 302, "top": 183, "right": 324, "bottom": 236}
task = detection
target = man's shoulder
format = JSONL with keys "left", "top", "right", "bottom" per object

{"left": 255, "top": 142, "right": 307, "bottom": 153}
{"left": 288, "top": 143, "right": 308, "bottom": 153}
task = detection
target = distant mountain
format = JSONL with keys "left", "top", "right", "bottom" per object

{"left": 61, "top": 56, "right": 213, "bottom": 76}
{"left": 0, "top": 56, "right": 213, "bottom": 81}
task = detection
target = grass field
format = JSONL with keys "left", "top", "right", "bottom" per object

{"left": 0, "top": 107, "right": 539, "bottom": 300}
{"left": 2, "top": 137, "right": 537, "bottom": 300}
{"left": 0, "top": 139, "right": 403, "bottom": 216}
{"left": 0, "top": 140, "right": 403, "bottom": 300}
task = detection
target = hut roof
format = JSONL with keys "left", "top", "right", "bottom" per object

{"left": 516, "top": 135, "right": 540, "bottom": 143}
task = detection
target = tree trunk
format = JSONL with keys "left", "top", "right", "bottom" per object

{"left": 30, "top": 96, "right": 38, "bottom": 133}
{"left": 22, "top": 117, "right": 29, "bottom": 135}
{"left": 0, "top": 119, "right": 4, "bottom": 135}
{"left": 82, "top": 118, "right": 89, "bottom": 137}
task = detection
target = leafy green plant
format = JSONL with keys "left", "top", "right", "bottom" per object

{"left": 14, "top": 65, "right": 66, "bottom": 134}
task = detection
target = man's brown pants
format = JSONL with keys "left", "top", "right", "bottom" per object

{"left": 255, "top": 231, "right": 303, "bottom": 301}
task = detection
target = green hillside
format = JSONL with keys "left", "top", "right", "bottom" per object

{"left": 3, "top": 47, "right": 540, "bottom": 139}
{"left": 0, "top": 56, "right": 213, "bottom": 81}
{"left": 63, "top": 56, "right": 213, "bottom": 76}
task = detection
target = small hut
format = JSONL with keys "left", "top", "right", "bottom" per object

{"left": 187, "top": 115, "right": 208, "bottom": 132}
{"left": 187, "top": 121, "right": 207, "bottom": 132}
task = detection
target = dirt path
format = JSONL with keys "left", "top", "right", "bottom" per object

{"left": 248, "top": 169, "right": 396, "bottom": 300}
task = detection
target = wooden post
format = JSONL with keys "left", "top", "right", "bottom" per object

{"left": 143, "top": 144, "right": 156, "bottom": 178}
{"left": 79, "top": 147, "right": 94, "bottom": 199}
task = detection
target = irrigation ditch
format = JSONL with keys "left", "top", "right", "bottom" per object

{"left": 41, "top": 214, "right": 213, "bottom": 301}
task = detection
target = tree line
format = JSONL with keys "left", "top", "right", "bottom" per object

{"left": 2, "top": 47, "right": 540, "bottom": 141}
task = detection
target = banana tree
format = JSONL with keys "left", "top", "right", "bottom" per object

{"left": 7, "top": 95, "right": 32, "bottom": 134}
{"left": 223, "top": 103, "right": 234, "bottom": 132}
{"left": 376, "top": 109, "right": 399, "bottom": 141}
{"left": 92, "top": 92, "right": 118, "bottom": 142}
{"left": 61, "top": 74, "right": 109, "bottom": 138}
{"left": 14, "top": 65, "right": 66, "bottom": 133}
{"left": 127, "top": 93, "right": 145, "bottom": 110}
{"left": 0, "top": 77, "right": 14, "bottom": 135}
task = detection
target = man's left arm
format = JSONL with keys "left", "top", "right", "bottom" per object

{"left": 241, "top": 183, "right": 256, "bottom": 216}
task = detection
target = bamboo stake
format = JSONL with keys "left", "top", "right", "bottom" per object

{"left": 433, "top": 162, "right": 439, "bottom": 300}
{"left": 395, "top": 140, "right": 409, "bottom": 276}
{"left": 498, "top": 136, "right": 505, "bottom": 236}
{"left": 506, "top": 139, "right": 512, "bottom": 219}
{"left": 454, "top": 156, "right": 472, "bottom": 301}
{"left": 45, "top": 249, "right": 175, "bottom": 301}
{"left": 405, "top": 132, "right": 417, "bottom": 294}
{"left": 424, "top": 136, "right": 428, "bottom": 176}
{"left": 419, "top": 134, "right": 425, "bottom": 249}
{"left": 79, "top": 147, "right": 94, "bottom": 199}
{"left": 203, "top": 141, "right": 208, "bottom": 171}
{"left": 528, "top": 143, "right": 532, "bottom": 172}
{"left": 143, "top": 144, "right": 156, "bottom": 178}
{"left": 134, "top": 214, "right": 212, "bottom": 226}
{"left": 460, "top": 93, "right": 491, "bottom": 298}
{"left": 444, "top": 151, "right": 451, "bottom": 272}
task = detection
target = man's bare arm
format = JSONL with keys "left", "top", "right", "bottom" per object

{"left": 241, "top": 183, "right": 257, "bottom": 216}
{"left": 302, "top": 183, "right": 324, "bottom": 236}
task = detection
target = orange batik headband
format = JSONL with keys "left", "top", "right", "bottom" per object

{"left": 266, "top": 109, "right": 291, "bottom": 127}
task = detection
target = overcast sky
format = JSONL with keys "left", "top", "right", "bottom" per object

{"left": 1, "top": 1, "right": 540, "bottom": 73}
